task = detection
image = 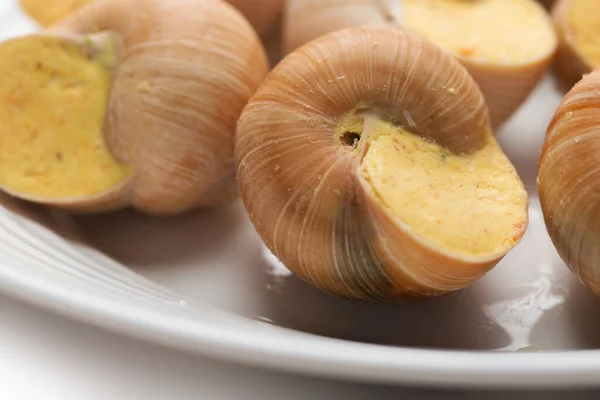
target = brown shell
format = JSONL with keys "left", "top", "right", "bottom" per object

{"left": 236, "top": 27, "right": 520, "bottom": 301}
{"left": 539, "top": 68, "right": 600, "bottom": 296}
{"left": 43, "top": 0, "right": 269, "bottom": 214}
{"left": 282, "top": 0, "right": 556, "bottom": 128}
{"left": 552, "top": 0, "right": 595, "bottom": 90}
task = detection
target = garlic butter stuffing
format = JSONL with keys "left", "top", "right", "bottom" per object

{"left": 552, "top": 0, "right": 600, "bottom": 88}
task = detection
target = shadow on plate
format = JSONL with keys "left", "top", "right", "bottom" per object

{"left": 71, "top": 201, "right": 244, "bottom": 266}
{"left": 70, "top": 197, "right": 512, "bottom": 350}
{"left": 252, "top": 244, "right": 512, "bottom": 351}
{"left": 0, "top": 192, "right": 83, "bottom": 243}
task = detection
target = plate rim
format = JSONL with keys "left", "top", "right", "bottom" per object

{"left": 2, "top": 255, "right": 600, "bottom": 390}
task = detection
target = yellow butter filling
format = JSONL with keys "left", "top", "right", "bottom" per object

{"left": 568, "top": 0, "right": 600, "bottom": 67}
{"left": 359, "top": 119, "right": 527, "bottom": 256}
{"left": 401, "top": 0, "right": 555, "bottom": 63}
{"left": 0, "top": 35, "right": 132, "bottom": 200}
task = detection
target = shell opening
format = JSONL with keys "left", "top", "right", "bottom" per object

{"left": 340, "top": 131, "right": 361, "bottom": 149}
{"left": 0, "top": 34, "right": 132, "bottom": 202}
{"left": 338, "top": 111, "right": 365, "bottom": 150}
{"left": 337, "top": 105, "right": 422, "bottom": 154}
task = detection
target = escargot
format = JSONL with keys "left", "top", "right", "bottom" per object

{"left": 283, "top": 0, "right": 557, "bottom": 128}
{"left": 0, "top": 0, "right": 269, "bottom": 214}
{"left": 236, "top": 28, "right": 529, "bottom": 301}
{"left": 539, "top": 68, "right": 600, "bottom": 297}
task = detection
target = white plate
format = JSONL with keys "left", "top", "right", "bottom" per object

{"left": 2, "top": 1, "right": 600, "bottom": 390}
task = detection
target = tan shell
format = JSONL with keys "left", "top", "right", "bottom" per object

{"left": 236, "top": 28, "right": 525, "bottom": 301}
{"left": 283, "top": 0, "right": 557, "bottom": 128}
{"left": 552, "top": 0, "right": 596, "bottom": 89}
{"left": 34, "top": 0, "right": 269, "bottom": 214}
{"left": 539, "top": 68, "right": 600, "bottom": 297}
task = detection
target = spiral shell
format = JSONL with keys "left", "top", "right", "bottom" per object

{"left": 283, "top": 0, "right": 557, "bottom": 128}
{"left": 539, "top": 68, "right": 600, "bottom": 296}
{"left": 236, "top": 28, "right": 528, "bottom": 301}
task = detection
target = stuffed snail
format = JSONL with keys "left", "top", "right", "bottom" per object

{"left": 552, "top": 0, "right": 600, "bottom": 89}
{"left": 19, "top": 0, "right": 284, "bottom": 36}
{"left": 539, "top": 69, "right": 600, "bottom": 297}
{"left": 236, "top": 27, "right": 529, "bottom": 302}
{"left": 283, "top": 0, "right": 557, "bottom": 128}
{"left": 0, "top": 0, "right": 268, "bottom": 214}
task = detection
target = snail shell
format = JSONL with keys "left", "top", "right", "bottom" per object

{"left": 539, "top": 68, "right": 600, "bottom": 296}
{"left": 283, "top": 0, "right": 557, "bottom": 128}
{"left": 236, "top": 28, "right": 529, "bottom": 301}
{"left": 0, "top": 0, "right": 268, "bottom": 214}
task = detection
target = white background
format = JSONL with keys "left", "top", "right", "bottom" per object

{"left": 2, "top": 295, "right": 600, "bottom": 400}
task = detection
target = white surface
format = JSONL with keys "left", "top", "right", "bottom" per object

{"left": 2, "top": 294, "right": 600, "bottom": 400}
{"left": 4, "top": 0, "right": 600, "bottom": 390}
